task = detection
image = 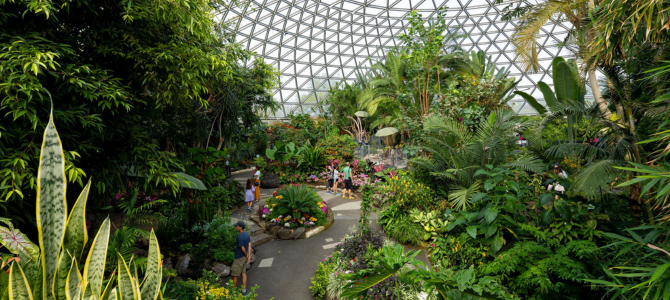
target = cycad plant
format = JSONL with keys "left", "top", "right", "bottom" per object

{"left": 411, "top": 108, "right": 543, "bottom": 204}
{"left": 274, "top": 185, "right": 322, "bottom": 220}
{"left": 0, "top": 112, "right": 162, "bottom": 300}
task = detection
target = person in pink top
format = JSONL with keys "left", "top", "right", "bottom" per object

{"left": 245, "top": 179, "right": 255, "bottom": 212}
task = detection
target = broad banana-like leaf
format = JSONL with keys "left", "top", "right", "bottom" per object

{"left": 537, "top": 82, "right": 557, "bottom": 108}
{"left": 99, "top": 274, "right": 116, "bottom": 300}
{"left": 65, "top": 259, "right": 81, "bottom": 300}
{"left": 36, "top": 111, "right": 68, "bottom": 300}
{"left": 139, "top": 231, "right": 161, "bottom": 300}
{"left": 9, "top": 262, "right": 34, "bottom": 300}
{"left": 83, "top": 219, "right": 110, "bottom": 298}
{"left": 118, "top": 255, "right": 137, "bottom": 300}
{"left": 552, "top": 58, "right": 578, "bottom": 103}
{"left": 513, "top": 91, "right": 547, "bottom": 115}
{"left": 0, "top": 218, "right": 39, "bottom": 262}
{"left": 56, "top": 180, "right": 91, "bottom": 300}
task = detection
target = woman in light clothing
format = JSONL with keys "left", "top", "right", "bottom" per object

{"left": 253, "top": 167, "right": 261, "bottom": 202}
{"left": 245, "top": 179, "right": 255, "bottom": 211}
{"left": 332, "top": 164, "right": 340, "bottom": 196}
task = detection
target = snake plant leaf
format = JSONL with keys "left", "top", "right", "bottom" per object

{"left": 36, "top": 111, "right": 68, "bottom": 300}
{"left": 0, "top": 218, "right": 39, "bottom": 262}
{"left": 65, "top": 259, "right": 81, "bottom": 300}
{"left": 83, "top": 218, "right": 110, "bottom": 298}
{"left": 106, "top": 289, "right": 117, "bottom": 300}
{"left": 56, "top": 179, "right": 91, "bottom": 300}
{"left": 118, "top": 254, "right": 137, "bottom": 300}
{"left": 139, "top": 231, "right": 161, "bottom": 300}
{"left": 9, "top": 262, "right": 34, "bottom": 300}
{"left": 99, "top": 273, "right": 115, "bottom": 300}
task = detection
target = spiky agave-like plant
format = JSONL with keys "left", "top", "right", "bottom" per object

{"left": 3, "top": 111, "right": 162, "bottom": 300}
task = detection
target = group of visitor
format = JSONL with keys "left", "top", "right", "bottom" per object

{"left": 325, "top": 160, "right": 355, "bottom": 200}
{"left": 244, "top": 167, "right": 262, "bottom": 211}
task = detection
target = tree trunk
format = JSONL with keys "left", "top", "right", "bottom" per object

{"left": 588, "top": 68, "right": 612, "bottom": 119}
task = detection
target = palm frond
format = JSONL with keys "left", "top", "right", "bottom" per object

{"left": 570, "top": 159, "right": 624, "bottom": 200}
{"left": 448, "top": 181, "right": 481, "bottom": 211}
{"left": 504, "top": 156, "right": 546, "bottom": 173}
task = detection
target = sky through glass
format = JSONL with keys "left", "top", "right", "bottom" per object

{"left": 221, "top": 0, "right": 580, "bottom": 118}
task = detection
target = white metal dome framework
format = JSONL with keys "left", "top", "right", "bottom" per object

{"left": 221, "top": 0, "right": 579, "bottom": 118}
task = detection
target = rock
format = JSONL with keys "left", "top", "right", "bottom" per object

{"left": 202, "top": 259, "right": 212, "bottom": 270}
{"left": 292, "top": 227, "right": 306, "bottom": 239}
{"left": 212, "top": 262, "right": 230, "bottom": 278}
{"left": 130, "top": 249, "right": 147, "bottom": 257}
{"left": 162, "top": 256, "right": 173, "bottom": 270}
{"left": 249, "top": 247, "right": 256, "bottom": 264}
{"left": 269, "top": 225, "right": 281, "bottom": 236}
{"left": 261, "top": 172, "right": 280, "bottom": 188}
{"left": 135, "top": 236, "right": 150, "bottom": 249}
{"left": 277, "top": 227, "right": 293, "bottom": 240}
{"left": 175, "top": 254, "right": 190, "bottom": 275}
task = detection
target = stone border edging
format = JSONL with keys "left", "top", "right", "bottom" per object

{"left": 249, "top": 207, "right": 335, "bottom": 240}
{"left": 231, "top": 167, "right": 254, "bottom": 175}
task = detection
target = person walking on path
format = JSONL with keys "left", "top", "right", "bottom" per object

{"left": 232, "top": 221, "right": 251, "bottom": 296}
{"left": 342, "top": 161, "right": 354, "bottom": 199}
{"left": 326, "top": 161, "right": 334, "bottom": 194}
{"left": 244, "top": 179, "right": 255, "bottom": 212}
{"left": 333, "top": 163, "right": 341, "bottom": 196}
{"left": 253, "top": 167, "right": 261, "bottom": 202}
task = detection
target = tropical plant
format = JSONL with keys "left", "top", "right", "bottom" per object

{"left": 297, "top": 144, "right": 325, "bottom": 171}
{"left": 266, "top": 141, "right": 300, "bottom": 167}
{"left": 273, "top": 185, "right": 323, "bottom": 220}
{"left": 0, "top": 113, "right": 162, "bottom": 300}
{"left": 514, "top": 57, "right": 592, "bottom": 143}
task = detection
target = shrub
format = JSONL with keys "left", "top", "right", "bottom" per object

{"left": 310, "top": 262, "right": 336, "bottom": 299}
{"left": 315, "top": 135, "right": 357, "bottom": 161}
{"left": 383, "top": 173, "right": 435, "bottom": 210}
{"left": 262, "top": 185, "right": 328, "bottom": 227}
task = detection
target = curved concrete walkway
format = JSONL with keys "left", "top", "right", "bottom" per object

{"left": 231, "top": 170, "right": 427, "bottom": 300}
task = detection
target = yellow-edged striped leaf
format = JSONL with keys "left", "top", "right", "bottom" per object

{"left": 65, "top": 259, "right": 81, "bottom": 300}
{"left": 99, "top": 273, "right": 115, "bottom": 300}
{"left": 36, "top": 111, "right": 68, "bottom": 300}
{"left": 107, "top": 289, "right": 117, "bottom": 300}
{"left": 83, "top": 218, "right": 110, "bottom": 298}
{"left": 118, "top": 254, "right": 137, "bottom": 300}
{"left": 56, "top": 180, "right": 91, "bottom": 300}
{"left": 9, "top": 262, "right": 34, "bottom": 300}
{"left": 139, "top": 231, "right": 161, "bottom": 300}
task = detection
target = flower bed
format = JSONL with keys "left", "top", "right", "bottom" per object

{"left": 258, "top": 184, "right": 328, "bottom": 228}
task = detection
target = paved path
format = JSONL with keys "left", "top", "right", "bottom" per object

{"left": 230, "top": 171, "right": 428, "bottom": 300}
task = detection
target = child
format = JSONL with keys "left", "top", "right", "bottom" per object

{"left": 245, "top": 179, "right": 255, "bottom": 212}
{"left": 326, "top": 161, "right": 334, "bottom": 194}
{"left": 333, "top": 164, "right": 340, "bottom": 196}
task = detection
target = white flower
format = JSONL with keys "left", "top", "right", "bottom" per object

{"left": 262, "top": 214, "right": 267, "bottom": 218}
{"left": 284, "top": 222, "right": 291, "bottom": 228}
{"left": 345, "top": 270, "right": 351, "bottom": 274}
{"left": 301, "top": 217, "right": 306, "bottom": 221}
{"left": 278, "top": 215, "right": 283, "bottom": 219}
{"left": 269, "top": 208, "right": 273, "bottom": 212}
{"left": 264, "top": 205, "right": 268, "bottom": 208}
{"left": 418, "top": 292, "right": 428, "bottom": 300}
{"left": 286, "top": 215, "right": 292, "bottom": 220}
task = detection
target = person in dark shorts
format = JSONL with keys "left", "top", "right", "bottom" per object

{"left": 326, "top": 160, "right": 334, "bottom": 194}
{"left": 232, "top": 221, "right": 251, "bottom": 296}
{"left": 342, "top": 161, "right": 354, "bottom": 199}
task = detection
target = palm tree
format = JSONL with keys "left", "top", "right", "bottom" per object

{"left": 509, "top": 0, "right": 612, "bottom": 119}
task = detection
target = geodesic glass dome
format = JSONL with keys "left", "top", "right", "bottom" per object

{"left": 221, "top": 0, "right": 582, "bottom": 118}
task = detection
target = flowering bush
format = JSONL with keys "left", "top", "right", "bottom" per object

{"left": 315, "top": 135, "right": 357, "bottom": 161}
{"left": 383, "top": 172, "right": 435, "bottom": 210}
{"left": 259, "top": 184, "right": 329, "bottom": 228}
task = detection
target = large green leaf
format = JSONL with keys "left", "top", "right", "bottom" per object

{"left": 553, "top": 60, "right": 578, "bottom": 103}
{"left": 0, "top": 218, "right": 39, "bottom": 262}
{"left": 83, "top": 218, "right": 110, "bottom": 298}
{"left": 118, "top": 255, "right": 137, "bottom": 300}
{"left": 139, "top": 230, "right": 162, "bottom": 300}
{"left": 36, "top": 112, "right": 68, "bottom": 300}
{"left": 513, "top": 91, "right": 547, "bottom": 115}
{"left": 491, "top": 235, "right": 503, "bottom": 252}
{"left": 65, "top": 258, "right": 81, "bottom": 300}
{"left": 484, "top": 208, "right": 498, "bottom": 224}
{"left": 537, "top": 82, "right": 557, "bottom": 108}
{"left": 340, "top": 268, "right": 402, "bottom": 298}
{"left": 9, "top": 262, "right": 34, "bottom": 300}
{"left": 56, "top": 179, "right": 91, "bottom": 300}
